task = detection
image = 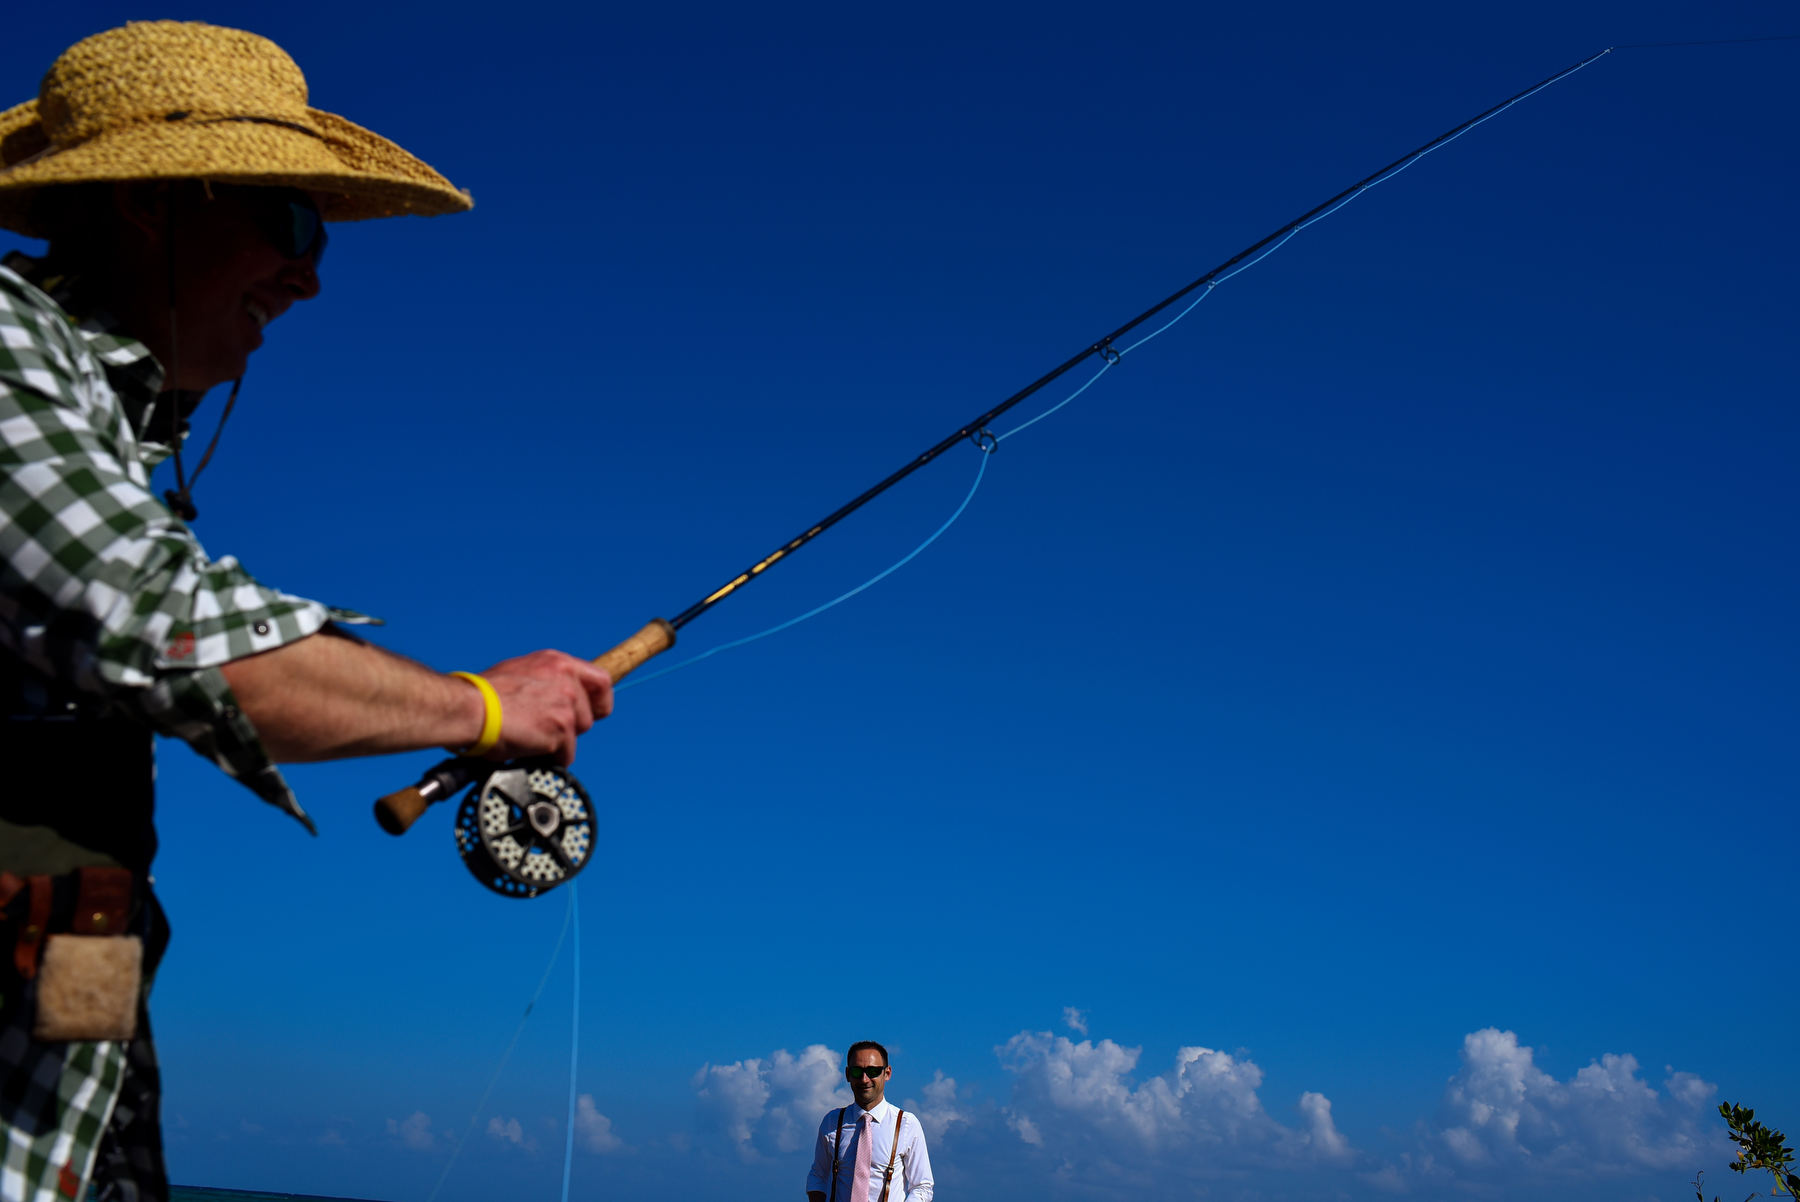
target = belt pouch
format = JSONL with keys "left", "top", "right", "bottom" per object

{"left": 32, "top": 933, "right": 142, "bottom": 1040}
{"left": 8, "top": 867, "right": 144, "bottom": 1041}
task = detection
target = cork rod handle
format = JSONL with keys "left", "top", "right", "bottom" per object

{"left": 594, "top": 618, "right": 677, "bottom": 684}
{"left": 372, "top": 619, "right": 678, "bottom": 836}
{"left": 375, "top": 785, "right": 433, "bottom": 835}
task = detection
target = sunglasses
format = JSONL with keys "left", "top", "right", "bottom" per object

{"left": 225, "top": 186, "right": 328, "bottom": 265}
{"left": 846, "top": 1066, "right": 887, "bottom": 1080}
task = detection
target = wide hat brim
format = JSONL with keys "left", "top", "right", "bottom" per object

{"left": 0, "top": 98, "right": 472, "bottom": 237}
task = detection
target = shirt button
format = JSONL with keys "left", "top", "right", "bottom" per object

{"left": 253, "top": 621, "right": 270, "bottom": 636}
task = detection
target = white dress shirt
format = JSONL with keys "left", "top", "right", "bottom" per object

{"left": 806, "top": 1099, "right": 934, "bottom": 1202}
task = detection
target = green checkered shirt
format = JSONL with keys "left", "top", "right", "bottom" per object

{"left": 0, "top": 1024, "right": 127, "bottom": 1202}
{"left": 1, "top": 256, "right": 371, "bottom": 1202}
{"left": 0, "top": 257, "right": 378, "bottom": 826}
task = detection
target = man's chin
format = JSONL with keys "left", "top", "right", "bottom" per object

{"left": 170, "top": 358, "right": 249, "bottom": 394}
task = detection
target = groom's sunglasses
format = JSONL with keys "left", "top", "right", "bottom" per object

{"left": 846, "top": 1066, "right": 888, "bottom": 1080}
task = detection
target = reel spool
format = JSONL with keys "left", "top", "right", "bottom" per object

{"left": 453, "top": 762, "right": 594, "bottom": 898}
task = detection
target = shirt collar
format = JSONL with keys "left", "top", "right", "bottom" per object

{"left": 81, "top": 317, "right": 172, "bottom": 452}
{"left": 852, "top": 1099, "right": 895, "bottom": 1123}
{"left": 2, "top": 252, "right": 175, "bottom": 458}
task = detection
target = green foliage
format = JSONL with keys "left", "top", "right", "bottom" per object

{"left": 1694, "top": 1103, "right": 1800, "bottom": 1201}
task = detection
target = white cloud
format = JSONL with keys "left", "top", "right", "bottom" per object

{"left": 996, "top": 1030, "right": 1346, "bottom": 1169}
{"left": 576, "top": 1094, "right": 627, "bottom": 1154}
{"left": 387, "top": 1111, "right": 434, "bottom": 1151}
{"left": 1062, "top": 1007, "right": 1089, "bottom": 1035}
{"left": 904, "top": 1070, "right": 972, "bottom": 1139}
{"left": 693, "top": 1043, "right": 849, "bottom": 1159}
{"left": 486, "top": 1115, "right": 534, "bottom": 1151}
{"left": 766, "top": 1045, "right": 849, "bottom": 1153}
{"left": 693, "top": 1056, "right": 768, "bottom": 1151}
{"left": 1298, "top": 1091, "right": 1353, "bottom": 1163}
{"left": 1667, "top": 1069, "right": 1717, "bottom": 1109}
{"left": 1432, "top": 1028, "right": 1721, "bottom": 1176}
{"left": 688, "top": 1025, "right": 1725, "bottom": 1199}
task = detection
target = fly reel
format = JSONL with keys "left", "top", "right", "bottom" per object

{"left": 452, "top": 762, "right": 594, "bottom": 898}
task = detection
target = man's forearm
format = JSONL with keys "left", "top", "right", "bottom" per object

{"left": 219, "top": 627, "right": 616, "bottom": 766}
{"left": 219, "top": 627, "right": 483, "bottom": 761}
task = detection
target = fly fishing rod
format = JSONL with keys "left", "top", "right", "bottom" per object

{"left": 374, "top": 46, "right": 1613, "bottom": 897}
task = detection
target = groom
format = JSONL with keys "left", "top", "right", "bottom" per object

{"left": 805, "top": 1041, "right": 935, "bottom": 1202}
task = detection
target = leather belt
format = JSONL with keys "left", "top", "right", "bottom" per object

{"left": 0, "top": 867, "right": 137, "bottom": 981}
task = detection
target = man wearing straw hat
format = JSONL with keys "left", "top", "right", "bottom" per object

{"left": 0, "top": 22, "right": 614, "bottom": 1202}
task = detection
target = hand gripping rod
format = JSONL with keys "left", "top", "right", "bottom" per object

{"left": 374, "top": 620, "right": 674, "bottom": 834}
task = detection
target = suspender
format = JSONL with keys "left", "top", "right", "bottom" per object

{"left": 828, "top": 1107, "right": 847, "bottom": 1202}
{"left": 827, "top": 1105, "right": 907, "bottom": 1202}
{"left": 876, "top": 1110, "right": 904, "bottom": 1202}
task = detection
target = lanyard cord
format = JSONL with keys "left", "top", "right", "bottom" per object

{"left": 157, "top": 186, "right": 242, "bottom": 523}
{"left": 163, "top": 376, "right": 244, "bottom": 522}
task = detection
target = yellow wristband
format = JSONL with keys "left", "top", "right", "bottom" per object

{"left": 449, "top": 671, "right": 503, "bottom": 756}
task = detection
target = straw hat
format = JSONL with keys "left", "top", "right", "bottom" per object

{"left": 0, "top": 21, "right": 471, "bottom": 237}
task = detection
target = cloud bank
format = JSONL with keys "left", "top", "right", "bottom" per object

{"left": 692, "top": 1043, "right": 851, "bottom": 1159}
{"left": 1428, "top": 1027, "right": 1719, "bottom": 1178}
{"left": 686, "top": 1024, "right": 1725, "bottom": 1199}
{"left": 998, "top": 1030, "right": 1351, "bottom": 1162}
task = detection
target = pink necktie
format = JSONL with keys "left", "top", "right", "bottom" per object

{"left": 851, "top": 1112, "right": 873, "bottom": 1201}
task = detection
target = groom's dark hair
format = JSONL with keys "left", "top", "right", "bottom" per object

{"left": 845, "top": 1040, "right": 889, "bottom": 1066}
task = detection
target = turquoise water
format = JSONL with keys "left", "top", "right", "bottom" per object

{"left": 170, "top": 1189, "right": 388, "bottom": 1202}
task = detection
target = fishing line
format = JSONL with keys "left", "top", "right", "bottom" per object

{"left": 379, "top": 42, "right": 1664, "bottom": 869}
{"left": 1006, "top": 47, "right": 1621, "bottom": 439}
{"left": 619, "top": 447, "right": 993, "bottom": 689}
{"left": 620, "top": 44, "right": 1616, "bottom": 674}
{"left": 387, "top": 29, "right": 1798, "bottom": 854}
{"left": 560, "top": 880, "right": 582, "bottom": 1202}
{"left": 423, "top": 886, "right": 575, "bottom": 1202}
{"left": 640, "top": 44, "right": 1619, "bottom": 646}
{"left": 995, "top": 354, "right": 1121, "bottom": 442}
{"left": 420, "top": 37, "right": 1798, "bottom": 1191}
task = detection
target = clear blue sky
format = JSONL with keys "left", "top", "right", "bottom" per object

{"left": 6, "top": 2, "right": 1796, "bottom": 1199}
